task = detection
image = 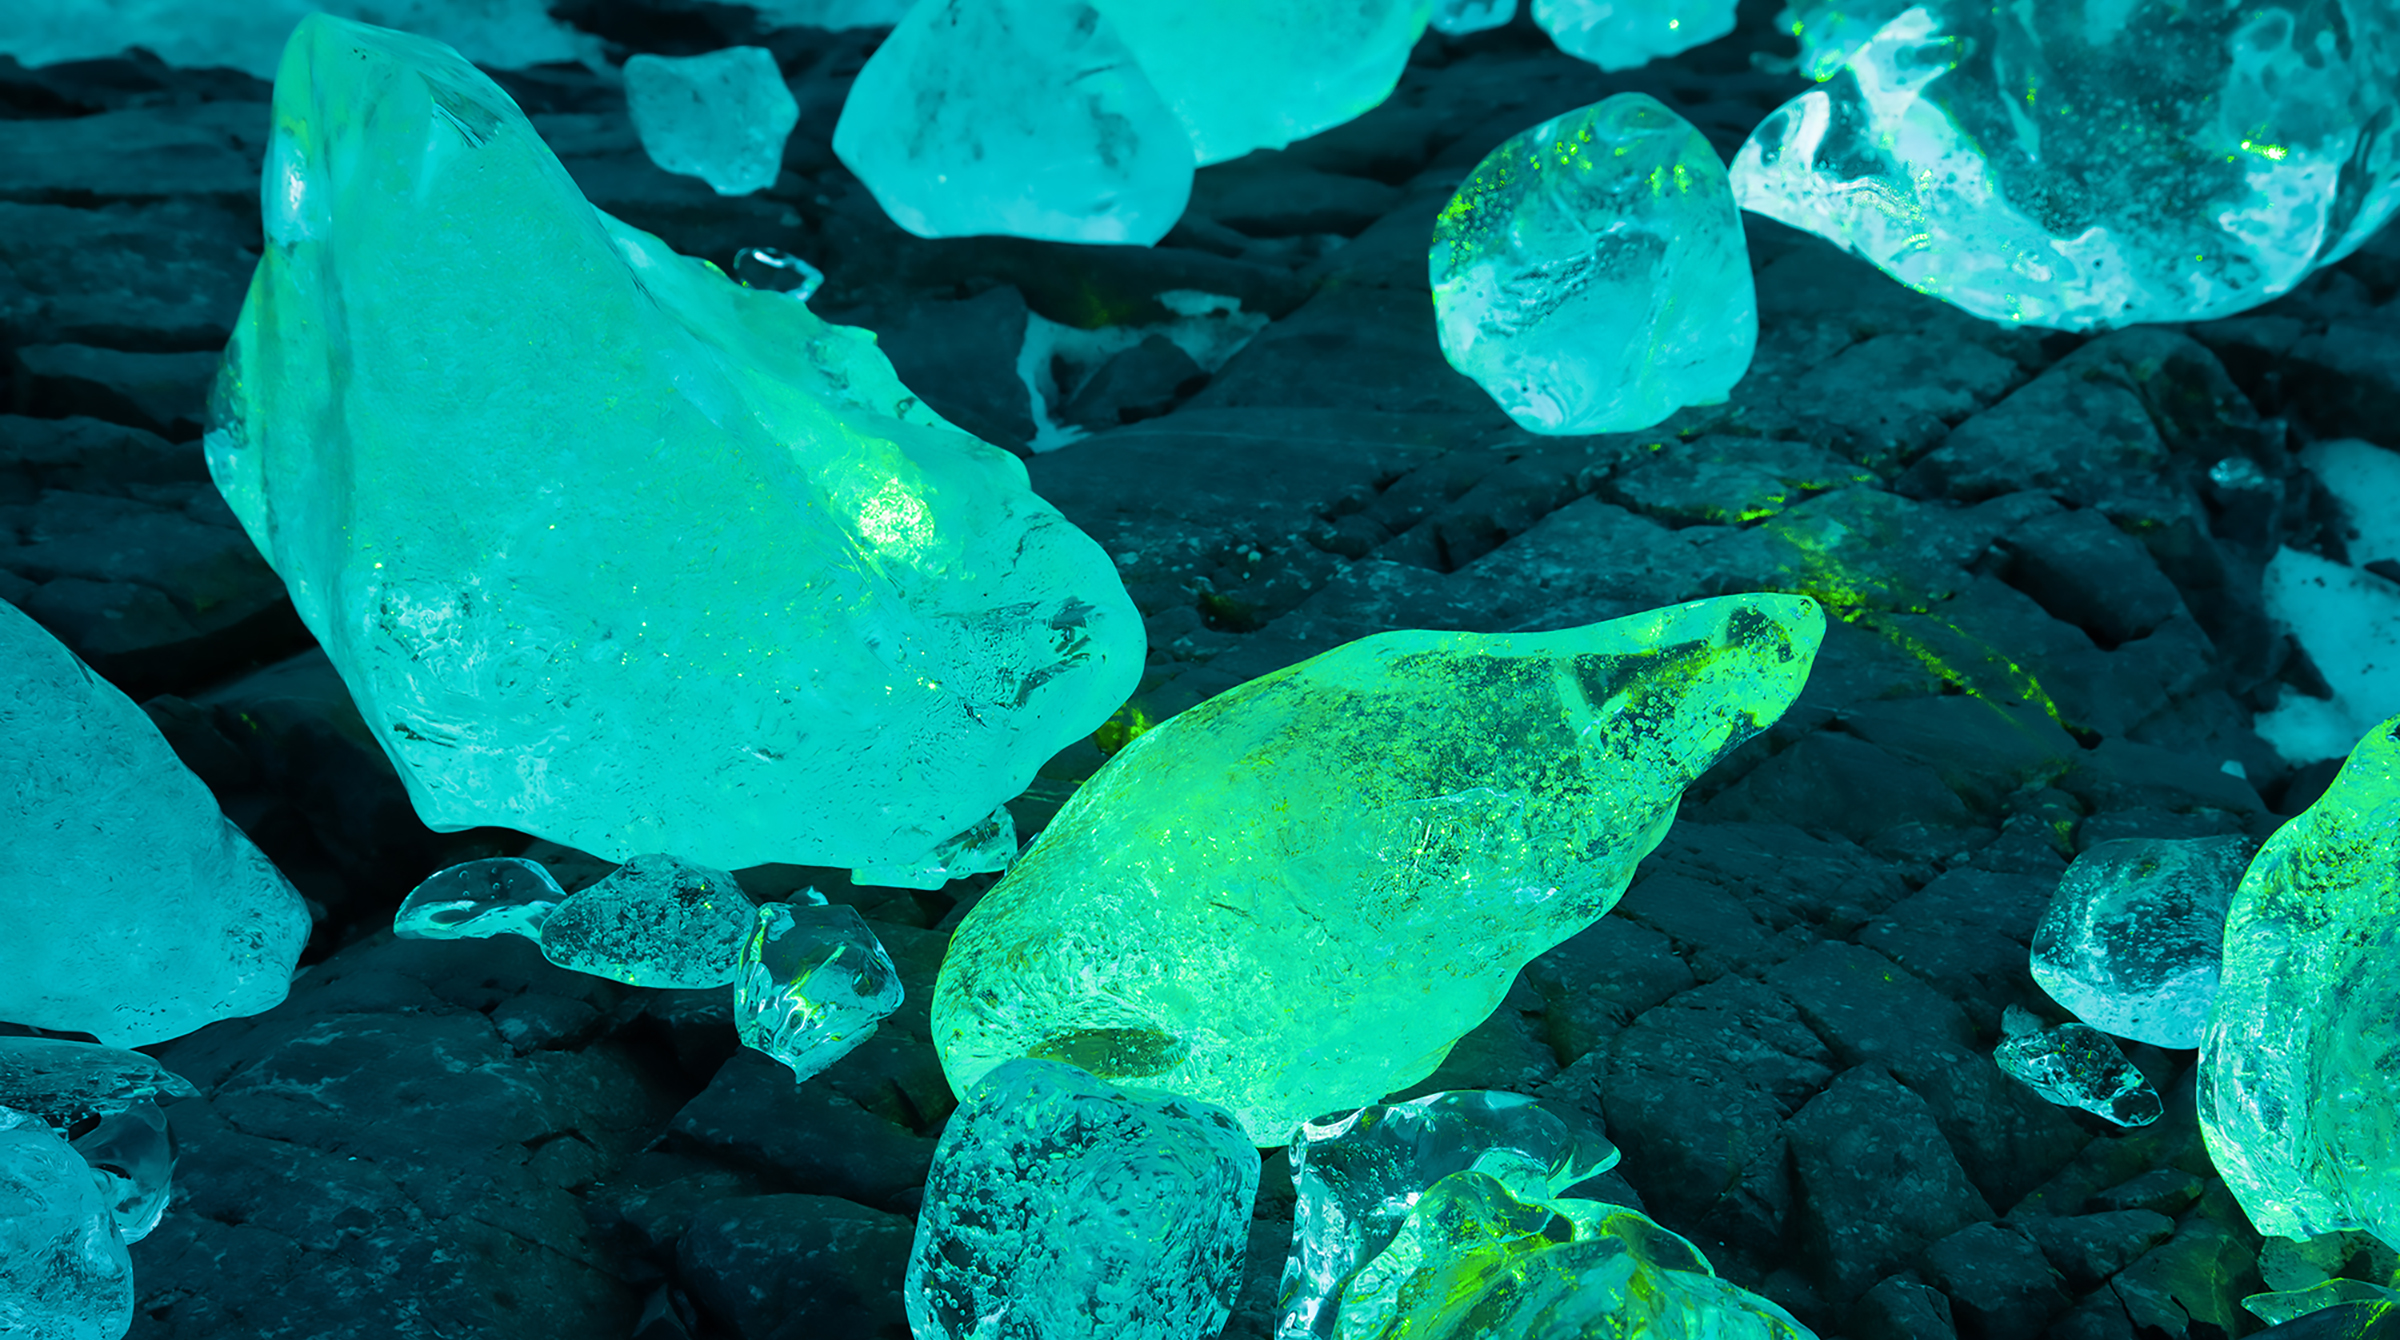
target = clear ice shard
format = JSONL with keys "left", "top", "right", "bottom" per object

{"left": 735, "top": 896, "right": 905, "bottom": 1084}
{"left": 1432, "top": 93, "right": 1756, "bottom": 435}
{"left": 904, "top": 1058, "right": 1259, "bottom": 1340}
{"left": 392, "top": 858, "right": 564, "bottom": 942}
{"left": 832, "top": 0, "right": 1195, "bottom": 244}
{"left": 1995, "top": 1005, "right": 2163, "bottom": 1129}
{"left": 1431, "top": 0, "right": 1515, "bottom": 36}
{"left": 732, "top": 246, "right": 824, "bottom": 302}
{"left": 1732, "top": 0, "right": 2400, "bottom": 329}
{"left": 0, "top": 1039, "right": 199, "bottom": 1127}
{"left": 1, "top": 600, "right": 310, "bottom": 1048}
{"left": 2032, "top": 835, "right": 2253, "bottom": 1050}
{"left": 535, "top": 854, "right": 753, "bottom": 989}
{"left": 70, "top": 1103, "right": 173, "bottom": 1245}
{"left": 624, "top": 47, "right": 799, "bottom": 197}
{"left": 852, "top": 804, "right": 1015, "bottom": 891}
{"left": 2203, "top": 715, "right": 2400, "bottom": 1246}
{"left": 1533, "top": 0, "right": 1738, "bottom": 70}
{"left": 1278, "top": 1091, "right": 1619, "bottom": 1339}
{"left": 0, "top": 1105, "right": 132, "bottom": 1340}
{"left": 933, "top": 595, "right": 1824, "bottom": 1143}
{"left": 210, "top": 15, "right": 1145, "bottom": 874}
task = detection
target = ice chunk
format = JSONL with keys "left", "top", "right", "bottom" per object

{"left": 69, "top": 1103, "right": 173, "bottom": 1246}
{"left": 535, "top": 854, "right": 753, "bottom": 989}
{"left": 210, "top": 16, "right": 1145, "bottom": 874}
{"left": 1279, "top": 1090, "right": 1618, "bottom": 1339}
{"left": 905, "top": 1058, "right": 1259, "bottom": 1340}
{"left": 933, "top": 595, "right": 1824, "bottom": 1142}
{"left": 0, "top": 1039, "right": 198, "bottom": 1127}
{"left": 732, "top": 246, "right": 824, "bottom": 302}
{"left": 833, "top": 0, "right": 1194, "bottom": 244}
{"left": 1431, "top": 0, "right": 1515, "bottom": 36}
{"left": 392, "top": 857, "right": 564, "bottom": 942}
{"left": 2203, "top": 715, "right": 2400, "bottom": 1245}
{"left": 0, "top": 1105, "right": 132, "bottom": 1340}
{"left": 2032, "top": 835, "right": 2252, "bottom": 1050}
{"left": 1732, "top": 1, "right": 2400, "bottom": 329}
{"left": 1534, "top": 0, "right": 1738, "bottom": 70}
{"left": 735, "top": 896, "right": 905, "bottom": 1082}
{"left": 1995, "top": 1005, "right": 2162, "bottom": 1128}
{"left": 2245, "top": 1279, "right": 2400, "bottom": 1328}
{"left": 851, "top": 804, "right": 1014, "bottom": 890}
{"left": 1432, "top": 94, "right": 1755, "bottom": 435}
{"left": 1, "top": 601, "right": 310, "bottom": 1048}
{"left": 0, "top": 0, "right": 596, "bottom": 79}
{"left": 624, "top": 47, "right": 798, "bottom": 197}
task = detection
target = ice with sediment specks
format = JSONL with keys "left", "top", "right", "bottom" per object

{"left": 2032, "top": 835, "right": 2252, "bottom": 1050}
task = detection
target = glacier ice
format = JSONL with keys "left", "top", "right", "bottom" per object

{"left": 399, "top": 854, "right": 753, "bottom": 989}
{"left": 0, "top": 0, "right": 596, "bottom": 79}
{"left": 0, "top": 1105, "right": 132, "bottom": 1340}
{"left": 392, "top": 857, "right": 564, "bottom": 942}
{"left": 735, "top": 895, "right": 906, "bottom": 1083}
{"left": 69, "top": 1104, "right": 174, "bottom": 1246}
{"left": 732, "top": 246, "right": 824, "bottom": 302}
{"left": 1995, "top": 1006, "right": 2162, "bottom": 1129}
{"left": 1431, "top": 0, "right": 1515, "bottom": 36}
{"left": 0, "top": 1039, "right": 188, "bottom": 1247}
{"left": 624, "top": 47, "right": 799, "bottom": 197}
{"left": 1534, "top": 0, "right": 1738, "bottom": 70}
{"left": 2032, "top": 835, "right": 2252, "bottom": 1050}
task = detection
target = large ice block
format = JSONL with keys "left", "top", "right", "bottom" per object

{"left": 2032, "top": 835, "right": 2252, "bottom": 1050}
{"left": 624, "top": 47, "right": 799, "bottom": 197}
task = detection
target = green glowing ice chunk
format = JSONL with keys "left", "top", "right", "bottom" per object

{"left": 0, "top": 1105, "right": 132, "bottom": 1340}
{"left": 392, "top": 857, "right": 563, "bottom": 942}
{"left": 2203, "top": 715, "right": 2400, "bottom": 1246}
{"left": 1533, "top": 0, "right": 1737, "bottom": 70}
{"left": 1432, "top": 94, "right": 1755, "bottom": 436}
{"left": 934, "top": 594, "right": 1824, "bottom": 1143}
{"left": 905, "top": 1058, "right": 1259, "bottom": 1340}
{"left": 536, "top": 854, "right": 752, "bottom": 989}
{"left": 624, "top": 47, "right": 798, "bottom": 197}
{"left": 2032, "top": 835, "right": 2251, "bottom": 1050}
{"left": 851, "top": 804, "right": 1015, "bottom": 891}
{"left": 2247, "top": 1279, "right": 2400, "bottom": 1328}
{"left": 0, "top": 1039, "right": 197, "bottom": 1128}
{"left": 735, "top": 896, "right": 904, "bottom": 1083}
{"left": 1431, "top": 0, "right": 1514, "bottom": 35}
{"left": 1995, "top": 1005, "right": 2162, "bottom": 1129}
{"left": 1280, "top": 1090, "right": 1619, "bottom": 1339}
{"left": 1734, "top": 1, "right": 2400, "bottom": 329}
{"left": 833, "top": 0, "right": 1193, "bottom": 244}
{"left": 211, "top": 16, "right": 1143, "bottom": 876}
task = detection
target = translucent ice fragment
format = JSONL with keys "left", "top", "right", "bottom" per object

{"left": 537, "top": 854, "right": 753, "bottom": 989}
{"left": 1431, "top": 0, "right": 1515, "bottom": 36}
{"left": 1279, "top": 1090, "right": 1619, "bottom": 1339}
{"left": 852, "top": 804, "right": 1015, "bottom": 890}
{"left": 905, "top": 1058, "right": 1259, "bottom": 1340}
{"left": 624, "top": 47, "right": 798, "bottom": 197}
{"left": 2245, "top": 1279, "right": 2400, "bottom": 1328}
{"left": 2255, "top": 547, "right": 2400, "bottom": 765}
{"left": 0, "top": 1106, "right": 131, "bottom": 1340}
{"left": 732, "top": 246, "right": 823, "bottom": 302}
{"left": 735, "top": 898, "right": 905, "bottom": 1083}
{"left": 210, "top": 16, "right": 1145, "bottom": 873}
{"left": 0, "top": 1039, "right": 198, "bottom": 1127}
{"left": 392, "top": 857, "right": 563, "bottom": 942}
{"left": 1432, "top": 94, "right": 1756, "bottom": 435}
{"left": 1533, "top": 0, "right": 1738, "bottom": 70}
{"left": 1732, "top": 1, "right": 2400, "bottom": 329}
{"left": 934, "top": 595, "right": 1824, "bottom": 1142}
{"left": 2032, "top": 835, "right": 2253, "bottom": 1050}
{"left": 833, "top": 0, "right": 1194, "bottom": 244}
{"left": 71, "top": 1103, "right": 173, "bottom": 1245}
{"left": 0, "top": 0, "right": 597, "bottom": 80}
{"left": 1995, "top": 1005, "right": 2162, "bottom": 1128}
{"left": 2203, "top": 714, "right": 2400, "bottom": 1245}
{"left": 1, "top": 601, "right": 310, "bottom": 1048}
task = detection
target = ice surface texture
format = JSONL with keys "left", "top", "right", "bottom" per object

{"left": 1, "top": 600, "right": 309, "bottom": 1048}
{"left": 735, "top": 898, "right": 905, "bottom": 1084}
{"left": 2202, "top": 714, "right": 2400, "bottom": 1245}
{"left": 1433, "top": 94, "right": 1755, "bottom": 435}
{"left": 1534, "top": 0, "right": 1738, "bottom": 70}
{"left": 0, "top": 1106, "right": 132, "bottom": 1340}
{"left": 0, "top": 1039, "right": 187, "bottom": 1245}
{"left": 625, "top": 47, "right": 799, "bottom": 197}
{"left": 1432, "top": 0, "right": 1515, "bottom": 36}
{"left": 2032, "top": 835, "right": 2251, "bottom": 1050}
{"left": 1735, "top": 0, "right": 2400, "bottom": 329}
{"left": 398, "top": 855, "right": 751, "bottom": 989}
{"left": 905, "top": 1058, "right": 1259, "bottom": 1340}
{"left": 209, "top": 16, "right": 1144, "bottom": 874}
{"left": 933, "top": 595, "right": 1824, "bottom": 1143}
{"left": 391, "top": 857, "right": 564, "bottom": 942}
{"left": 0, "top": 0, "right": 594, "bottom": 79}
{"left": 1994, "top": 1006, "right": 2162, "bottom": 1129}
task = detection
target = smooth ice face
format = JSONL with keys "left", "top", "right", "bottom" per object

{"left": 1431, "top": 0, "right": 1515, "bottom": 36}
{"left": 1533, "top": 0, "right": 1738, "bottom": 70}
{"left": 734, "top": 898, "right": 905, "bottom": 1083}
{"left": 1432, "top": 94, "right": 1756, "bottom": 436}
{"left": 0, "top": 1107, "right": 132, "bottom": 1340}
{"left": 933, "top": 595, "right": 1824, "bottom": 1143}
{"left": 0, "top": 602, "right": 310, "bottom": 1048}
{"left": 1733, "top": 1, "right": 2400, "bottom": 330}
{"left": 392, "top": 857, "right": 564, "bottom": 942}
{"left": 2202, "top": 715, "right": 2400, "bottom": 1245}
{"left": 1995, "top": 1006, "right": 2162, "bottom": 1129}
{"left": 537, "top": 855, "right": 753, "bottom": 989}
{"left": 624, "top": 47, "right": 799, "bottom": 197}
{"left": 832, "top": 0, "right": 1194, "bottom": 244}
{"left": 71, "top": 1104, "right": 173, "bottom": 1246}
{"left": 2032, "top": 835, "right": 2252, "bottom": 1050}
{"left": 1279, "top": 1091, "right": 1619, "bottom": 1339}
{"left": 904, "top": 1058, "right": 1260, "bottom": 1340}
{"left": 211, "top": 16, "right": 1144, "bottom": 874}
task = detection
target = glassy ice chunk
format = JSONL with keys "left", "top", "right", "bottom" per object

{"left": 1, "top": 601, "right": 310, "bottom": 1048}
{"left": 392, "top": 857, "right": 564, "bottom": 942}
{"left": 0, "top": 1039, "right": 197, "bottom": 1127}
{"left": 537, "top": 854, "right": 753, "bottom": 989}
{"left": 0, "top": 0, "right": 596, "bottom": 79}
{"left": 0, "top": 1106, "right": 132, "bottom": 1340}
{"left": 735, "top": 897, "right": 904, "bottom": 1083}
{"left": 624, "top": 47, "right": 798, "bottom": 197}
{"left": 211, "top": 16, "right": 1144, "bottom": 874}
{"left": 71, "top": 1103, "right": 172, "bottom": 1245}
{"left": 1431, "top": 0, "right": 1514, "bottom": 35}
{"left": 1533, "top": 0, "right": 1737, "bottom": 70}
{"left": 852, "top": 804, "right": 1015, "bottom": 890}
{"left": 2245, "top": 1279, "right": 2400, "bottom": 1328}
{"left": 1432, "top": 94, "right": 1755, "bottom": 435}
{"left": 905, "top": 1058, "right": 1259, "bottom": 1340}
{"left": 1996, "top": 1006, "right": 2162, "bottom": 1128}
{"left": 2203, "top": 715, "right": 2400, "bottom": 1246}
{"left": 732, "top": 246, "right": 824, "bottom": 301}
{"left": 833, "top": 0, "right": 1194, "bottom": 244}
{"left": 933, "top": 595, "right": 1823, "bottom": 1142}
{"left": 1279, "top": 1090, "right": 1618, "bottom": 1339}
{"left": 2032, "top": 835, "right": 2252, "bottom": 1050}
{"left": 1733, "top": 1, "right": 2400, "bottom": 329}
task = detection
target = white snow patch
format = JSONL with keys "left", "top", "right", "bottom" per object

{"left": 2257, "top": 546, "right": 2400, "bottom": 763}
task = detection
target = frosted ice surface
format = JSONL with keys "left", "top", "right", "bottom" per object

{"left": 624, "top": 47, "right": 798, "bottom": 197}
{"left": 0, "top": 1106, "right": 132, "bottom": 1340}
{"left": 0, "top": 0, "right": 595, "bottom": 78}
{"left": 734, "top": 897, "right": 904, "bottom": 1083}
{"left": 2032, "top": 835, "right": 2253, "bottom": 1050}
{"left": 852, "top": 804, "right": 1014, "bottom": 890}
{"left": 1, "top": 601, "right": 310, "bottom": 1048}
{"left": 832, "top": 0, "right": 1194, "bottom": 243}
{"left": 1431, "top": 0, "right": 1515, "bottom": 36}
{"left": 537, "top": 854, "right": 753, "bottom": 989}
{"left": 1534, "top": 0, "right": 1738, "bottom": 70}
{"left": 392, "top": 858, "right": 564, "bottom": 942}
{"left": 905, "top": 1058, "right": 1259, "bottom": 1340}
{"left": 2255, "top": 548, "right": 2400, "bottom": 764}
{"left": 1995, "top": 1006, "right": 2162, "bottom": 1128}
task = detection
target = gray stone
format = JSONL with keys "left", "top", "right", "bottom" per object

{"left": 1851, "top": 1273, "right": 1959, "bottom": 1340}
{"left": 1786, "top": 1064, "right": 1991, "bottom": 1303}
{"left": 1996, "top": 508, "right": 2190, "bottom": 650}
{"left": 0, "top": 102, "right": 265, "bottom": 202}
{"left": 2018, "top": 1211, "right": 2176, "bottom": 1292}
{"left": 1061, "top": 335, "right": 1207, "bottom": 430}
{"left": 1921, "top": 1221, "right": 2072, "bottom": 1340}
{"left": 10, "top": 343, "right": 221, "bottom": 437}
{"left": 661, "top": 1049, "right": 935, "bottom": 1211}
{"left": 676, "top": 1195, "right": 912, "bottom": 1340}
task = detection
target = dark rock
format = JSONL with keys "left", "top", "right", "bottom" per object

{"left": 2111, "top": 1213, "right": 2267, "bottom": 1339}
{"left": 871, "top": 232, "right": 1316, "bottom": 331}
{"left": 1708, "top": 730, "right": 1973, "bottom": 843}
{"left": 1899, "top": 350, "right": 2178, "bottom": 516}
{"left": 1775, "top": 332, "right": 2024, "bottom": 470}
{"left": 1189, "top": 158, "right": 1404, "bottom": 237}
{"left": 1391, "top": 975, "right": 1559, "bottom": 1098}
{"left": 1184, "top": 284, "right": 1507, "bottom": 417}
{"left": 1996, "top": 507, "right": 2190, "bottom": 650}
{"left": 837, "top": 285, "right": 1034, "bottom": 449}
{"left": 2019, "top": 1211, "right": 2176, "bottom": 1292}
{"left": 1602, "top": 434, "right": 1877, "bottom": 526}
{"left": 140, "top": 692, "right": 255, "bottom": 792}
{"left": 0, "top": 414, "right": 206, "bottom": 498}
{"left": 0, "top": 101, "right": 265, "bottom": 203}
{"left": 0, "top": 200, "right": 257, "bottom": 350}
{"left": 1457, "top": 495, "right": 1719, "bottom": 612}
{"left": 1838, "top": 694, "right": 2082, "bottom": 814}
{"left": 2086, "top": 1168, "right": 2205, "bottom": 1218}
{"left": 661, "top": 1049, "right": 936, "bottom": 1211}
{"left": 586, "top": 1154, "right": 765, "bottom": 1268}
{"left": 2056, "top": 737, "right": 2268, "bottom": 818}
{"left": 1858, "top": 868, "right": 2058, "bottom": 1032}
{"left": 1061, "top": 334, "right": 1207, "bottom": 430}
{"left": 1610, "top": 869, "right": 1812, "bottom": 983}
{"left": 1786, "top": 1063, "right": 1992, "bottom": 1303}
{"left": 1921, "top": 1221, "right": 2072, "bottom": 1340}
{"left": 1517, "top": 915, "right": 1694, "bottom": 1064}
{"left": 2288, "top": 321, "right": 2400, "bottom": 447}
{"left": 2046, "top": 1288, "right": 2141, "bottom": 1340}
{"left": 1708, "top": 487, "right": 2052, "bottom": 616}
{"left": 10, "top": 343, "right": 221, "bottom": 437}
{"left": 1852, "top": 1273, "right": 1961, "bottom": 1340}
{"left": 676, "top": 1195, "right": 913, "bottom": 1340}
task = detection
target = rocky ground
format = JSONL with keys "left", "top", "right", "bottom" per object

{"left": 5, "top": 2, "right": 2398, "bottom": 1337}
